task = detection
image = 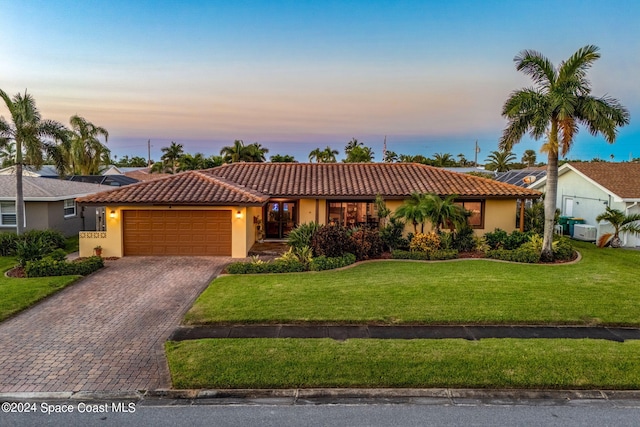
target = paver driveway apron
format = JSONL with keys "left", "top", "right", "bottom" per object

{"left": 0, "top": 256, "right": 228, "bottom": 393}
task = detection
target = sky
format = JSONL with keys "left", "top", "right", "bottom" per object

{"left": 2, "top": 0, "right": 639, "bottom": 163}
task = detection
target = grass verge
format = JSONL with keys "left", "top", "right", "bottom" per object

{"left": 0, "top": 257, "right": 80, "bottom": 322}
{"left": 185, "top": 242, "right": 640, "bottom": 326}
{"left": 166, "top": 338, "right": 640, "bottom": 389}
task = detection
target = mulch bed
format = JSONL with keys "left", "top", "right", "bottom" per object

{"left": 6, "top": 266, "right": 25, "bottom": 278}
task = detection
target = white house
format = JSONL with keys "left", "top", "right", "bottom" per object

{"left": 530, "top": 162, "right": 640, "bottom": 247}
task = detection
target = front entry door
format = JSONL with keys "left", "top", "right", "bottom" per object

{"left": 265, "top": 201, "right": 296, "bottom": 239}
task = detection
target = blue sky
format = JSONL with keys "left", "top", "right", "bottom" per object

{"left": 2, "top": 0, "right": 639, "bottom": 163}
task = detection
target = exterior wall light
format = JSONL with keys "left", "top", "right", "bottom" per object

{"left": 236, "top": 210, "right": 242, "bottom": 219}
{"left": 110, "top": 210, "right": 116, "bottom": 218}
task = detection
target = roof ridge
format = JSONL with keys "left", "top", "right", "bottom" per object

{"left": 194, "top": 170, "right": 268, "bottom": 199}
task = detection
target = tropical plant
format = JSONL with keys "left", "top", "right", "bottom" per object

{"left": 310, "top": 224, "right": 353, "bottom": 258}
{"left": 246, "top": 142, "right": 269, "bottom": 162}
{"left": 220, "top": 139, "right": 268, "bottom": 163}
{"left": 432, "top": 152, "right": 455, "bottom": 167}
{"left": 344, "top": 145, "right": 374, "bottom": 162}
{"left": 379, "top": 216, "right": 407, "bottom": 251}
{"left": 115, "top": 155, "right": 148, "bottom": 167}
{"left": 0, "top": 90, "right": 68, "bottom": 234}
{"left": 374, "top": 194, "right": 391, "bottom": 227}
{"left": 394, "top": 192, "right": 429, "bottom": 233}
{"left": 65, "top": 115, "right": 109, "bottom": 175}
{"left": 383, "top": 150, "right": 398, "bottom": 163}
{"left": 596, "top": 207, "right": 640, "bottom": 248}
{"left": 500, "top": 45, "right": 629, "bottom": 261}
{"left": 270, "top": 154, "right": 296, "bottom": 162}
{"left": 521, "top": 149, "right": 537, "bottom": 167}
{"left": 287, "top": 222, "right": 321, "bottom": 250}
{"left": 457, "top": 153, "right": 471, "bottom": 167}
{"left": 345, "top": 138, "right": 363, "bottom": 153}
{"left": 409, "top": 232, "right": 441, "bottom": 253}
{"left": 485, "top": 149, "right": 516, "bottom": 172}
{"left": 423, "top": 193, "right": 469, "bottom": 233}
{"left": 0, "top": 141, "right": 16, "bottom": 167}
{"left": 308, "top": 146, "right": 339, "bottom": 163}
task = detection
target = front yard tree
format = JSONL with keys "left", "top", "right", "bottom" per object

{"left": 67, "top": 115, "right": 110, "bottom": 175}
{"left": 500, "top": 45, "right": 629, "bottom": 261}
{"left": 0, "top": 89, "right": 68, "bottom": 234}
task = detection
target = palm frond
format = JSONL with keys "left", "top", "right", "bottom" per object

{"left": 514, "top": 49, "right": 557, "bottom": 89}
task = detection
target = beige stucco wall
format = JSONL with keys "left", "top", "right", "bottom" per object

{"left": 482, "top": 199, "right": 517, "bottom": 235}
{"left": 79, "top": 205, "right": 251, "bottom": 258}
{"left": 298, "top": 199, "right": 318, "bottom": 225}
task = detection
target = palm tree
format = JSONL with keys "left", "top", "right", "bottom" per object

{"left": 0, "top": 141, "right": 15, "bottom": 167}
{"left": 398, "top": 154, "right": 416, "bottom": 163}
{"left": 394, "top": 192, "right": 429, "bottom": 233}
{"left": 0, "top": 89, "right": 68, "bottom": 234}
{"left": 309, "top": 146, "right": 339, "bottom": 163}
{"left": 521, "top": 149, "right": 537, "bottom": 167}
{"left": 596, "top": 207, "right": 640, "bottom": 248}
{"left": 457, "top": 153, "right": 470, "bottom": 167}
{"left": 270, "top": 154, "right": 296, "bottom": 162}
{"left": 432, "top": 152, "right": 455, "bottom": 167}
{"left": 500, "top": 45, "right": 629, "bottom": 260}
{"left": 420, "top": 194, "right": 468, "bottom": 233}
{"left": 345, "top": 138, "right": 363, "bottom": 154}
{"left": 383, "top": 150, "right": 398, "bottom": 163}
{"left": 245, "top": 142, "right": 269, "bottom": 162}
{"left": 66, "top": 115, "right": 110, "bottom": 175}
{"left": 160, "top": 141, "right": 184, "bottom": 173}
{"left": 220, "top": 139, "right": 251, "bottom": 163}
{"left": 308, "top": 147, "right": 323, "bottom": 163}
{"left": 485, "top": 149, "right": 516, "bottom": 172}
{"left": 344, "top": 145, "right": 374, "bottom": 162}
{"left": 178, "top": 153, "right": 207, "bottom": 171}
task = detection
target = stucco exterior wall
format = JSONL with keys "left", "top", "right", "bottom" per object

{"left": 298, "top": 199, "right": 318, "bottom": 225}
{"left": 482, "top": 199, "right": 517, "bottom": 235}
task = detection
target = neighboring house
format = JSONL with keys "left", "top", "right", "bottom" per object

{"left": 529, "top": 162, "right": 640, "bottom": 247}
{"left": 76, "top": 163, "right": 540, "bottom": 258}
{"left": 68, "top": 175, "right": 139, "bottom": 187}
{"left": 495, "top": 169, "right": 547, "bottom": 188}
{"left": 0, "top": 176, "right": 109, "bottom": 237}
{"left": 102, "top": 165, "right": 170, "bottom": 182}
{"left": 0, "top": 165, "right": 59, "bottom": 178}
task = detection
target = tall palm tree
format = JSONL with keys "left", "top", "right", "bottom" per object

{"left": 0, "top": 141, "right": 15, "bottom": 167}
{"left": 596, "top": 207, "right": 640, "bottom": 248}
{"left": 500, "top": 45, "right": 629, "bottom": 260}
{"left": 383, "top": 150, "right": 398, "bottom": 163}
{"left": 432, "top": 152, "right": 455, "bottom": 167}
{"left": 521, "top": 149, "right": 537, "bottom": 167}
{"left": 485, "top": 149, "right": 516, "bottom": 172}
{"left": 220, "top": 139, "right": 250, "bottom": 163}
{"left": 0, "top": 89, "right": 68, "bottom": 234}
{"left": 270, "top": 154, "right": 296, "bottom": 162}
{"left": 345, "top": 138, "right": 363, "bottom": 154}
{"left": 245, "top": 142, "right": 269, "bottom": 162}
{"left": 67, "top": 115, "right": 110, "bottom": 175}
{"left": 344, "top": 145, "right": 374, "bottom": 162}
{"left": 160, "top": 141, "right": 184, "bottom": 173}
{"left": 309, "top": 146, "right": 339, "bottom": 163}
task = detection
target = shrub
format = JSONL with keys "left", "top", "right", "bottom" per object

{"left": 484, "top": 229, "right": 509, "bottom": 250}
{"left": 486, "top": 247, "right": 540, "bottom": 263}
{"left": 25, "top": 256, "right": 104, "bottom": 278}
{"left": 311, "top": 225, "right": 353, "bottom": 258}
{"left": 15, "top": 236, "right": 51, "bottom": 267}
{"left": 392, "top": 249, "right": 458, "bottom": 260}
{"left": 553, "top": 237, "right": 575, "bottom": 261}
{"left": 409, "top": 232, "right": 440, "bottom": 253}
{"left": 349, "top": 228, "right": 383, "bottom": 260}
{"left": 48, "top": 248, "right": 68, "bottom": 262}
{"left": 438, "top": 231, "right": 454, "bottom": 250}
{"left": 504, "top": 230, "right": 533, "bottom": 250}
{"left": 0, "top": 232, "right": 18, "bottom": 256}
{"left": 452, "top": 225, "right": 476, "bottom": 252}
{"left": 309, "top": 253, "right": 357, "bottom": 271}
{"left": 379, "top": 217, "right": 408, "bottom": 251}
{"left": 287, "top": 222, "right": 321, "bottom": 250}
{"left": 226, "top": 259, "right": 306, "bottom": 274}
{"left": 22, "top": 229, "right": 66, "bottom": 250}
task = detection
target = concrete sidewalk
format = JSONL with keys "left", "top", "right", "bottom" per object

{"left": 169, "top": 324, "right": 640, "bottom": 342}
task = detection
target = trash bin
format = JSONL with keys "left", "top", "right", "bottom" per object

{"left": 567, "top": 218, "right": 585, "bottom": 237}
{"left": 558, "top": 216, "right": 572, "bottom": 235}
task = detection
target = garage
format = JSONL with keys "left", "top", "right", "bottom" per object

{"left": 123, "top": 210, "right": 232, "bottom": 256}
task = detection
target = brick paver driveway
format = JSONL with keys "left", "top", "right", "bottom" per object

{"left": 0, "top": 256, "right": 229, "bottom": 393}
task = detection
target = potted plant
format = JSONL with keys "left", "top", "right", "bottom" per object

{"left": 94, "top": 245, "right": 103, "bottom": 257}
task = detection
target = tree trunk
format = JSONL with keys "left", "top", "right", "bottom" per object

{"left": 541, "top": 124, "right": 559, "bottom": 262}
{"left": 15, "top": 160, "right": 25, "bottom": 235}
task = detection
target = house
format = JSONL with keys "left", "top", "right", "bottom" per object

{"left": 76, "top": 162, "right": 541, "bottom": 258}
{"left": 0, "top": 176, "right": 110, "bottom": 237}
{"left": 495, "top": 168, "right": 547, "bottom": 188}
{"left": 102, "top": 165, "right": 170, "bottom": 182}
{"left": 0, "top": 165, "right": 59, "bottom": 178}
{"left": 67, "top": 175, "right": 139, "bottom": 187}
{"left": 529, "top": 162, "right": 640, "bottom": 247}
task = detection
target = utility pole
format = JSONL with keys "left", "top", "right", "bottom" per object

{"left": 147, "top": 139, "right": 151, "bottom": 167}
{"left": 474, "top": 140, "right": 480, "bottom": 166}
{"left": 382, "top": 135, "right": 387, "bottom": 162}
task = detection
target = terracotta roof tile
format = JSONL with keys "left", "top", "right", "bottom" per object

{"left": 76, "top": 171, "right": 269, "bottom": 205}
{"left": 207, "top": 163, "right": 541, "bottom": 199}
{"left": 569, "top": 162, "right": 640, "bottom": 199}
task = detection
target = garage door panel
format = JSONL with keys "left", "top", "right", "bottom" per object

{"left": 123, "top": 210, "right": 232, "bottom": 256}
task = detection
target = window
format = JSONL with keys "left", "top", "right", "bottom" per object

{"left": 0, "top": 202, "right": 16, "bottom": 226}
{"left": 456, "top": 200, "right": 484, "bottom": 228}
{"left": 327, "top": 201, "right": 379, "bottom": 227}
{"left": 64, "top": 199, "right": 76, "bottom": 217}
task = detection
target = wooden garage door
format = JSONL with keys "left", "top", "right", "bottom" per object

{"left": 123, "top": 210, "right": 232, "bottom": 256}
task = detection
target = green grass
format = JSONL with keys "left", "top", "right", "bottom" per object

{"left": 166, "top": 338, "right": 640, "bottom": 389}
{"left": 0, "top": 257, "right": 80, "bottom": 322}
{"left": 185, "top": 242, "right": 640, "bottom": 326}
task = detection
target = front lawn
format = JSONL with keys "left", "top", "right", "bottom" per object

{"left": 166, "top": 338, "right": 640, "bottom": 389}
{"left": 0, "top": 257, "right": 80, "bottom": 322}
{"left": 185, "top": 241, "right": 640, "bottom": 326}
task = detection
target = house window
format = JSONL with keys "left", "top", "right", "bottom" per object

{"left": 456, "top": 200, "right": 484, "bottom": 228}
{"left": 64, "top": 199, "right": 76, "bottom": 217}
{"left": 0, "top": 202, "right": 16, "bottom": 226}
{"left": 327, "top": 201, "right": 379, "bottom": 228}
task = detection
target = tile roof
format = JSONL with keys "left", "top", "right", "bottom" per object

{"left": 568, "top": 162, "right": 640, "bottom": 199}
{"left": 76, "top": 170, "right": 269, "bottom": 205}
{"left": 207, "top": 163, "right": 541, "bottom": 199}
{"left": 122, "top": 169, "right": 171, "bottom": 182}
{"left": 0, "top": 176, "right": 107, "bottom": 200}
{"left": 76, "top": 163, "right": 541, "bottom": 206}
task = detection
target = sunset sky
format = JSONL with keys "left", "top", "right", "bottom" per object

{"left": 3, "top": 1, "right": 639, "bottom": 163}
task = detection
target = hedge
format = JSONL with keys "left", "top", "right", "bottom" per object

{"left": 391, "top": 249, "right": 459, "bottom": 261}
{"left": 25, "top": 256, "right": 104, "bottom": 278}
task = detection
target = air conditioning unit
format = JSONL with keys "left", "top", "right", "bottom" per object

{"left": 573, "top": 224, "right": 597, "bottom": 242}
